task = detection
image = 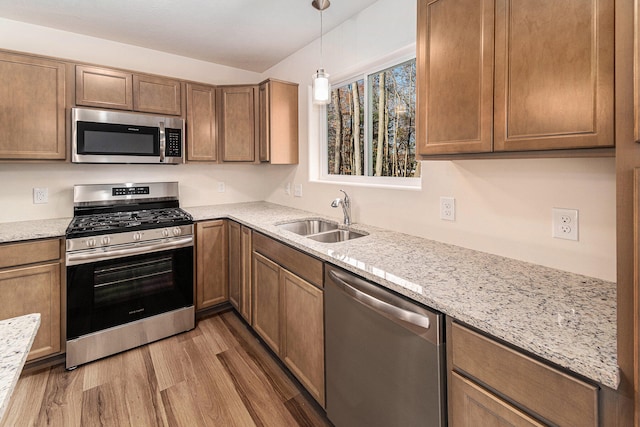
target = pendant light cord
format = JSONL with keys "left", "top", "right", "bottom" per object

{"left": 320, "top": 10, "right": 324, "bottom": 66}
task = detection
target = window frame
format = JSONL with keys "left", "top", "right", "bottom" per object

{"left": 311, "top": 45, "right": 421, "bottom": 190}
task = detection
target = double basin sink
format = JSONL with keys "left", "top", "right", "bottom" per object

{"left": 277, "top": 219, "right": 367, "bottom": 243}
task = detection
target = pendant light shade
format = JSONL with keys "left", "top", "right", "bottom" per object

{"left": 312, "top": 0, "right": 331, "bottom": 105}
{"left": 312, "top": 68, "right": 330, "bottom": 105}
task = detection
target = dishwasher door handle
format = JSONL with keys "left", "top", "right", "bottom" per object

{"left": 328, "top": 269, "right": 432, "bottom": 333}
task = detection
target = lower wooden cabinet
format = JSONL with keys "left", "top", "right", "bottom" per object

{"left": 195, "top": 220, "right": 228, "bottom": 310}
{"left": 449, "top": 321, "right": 598, "bottom": 426}
{"left": 252, "top": 233, "right": 325, "bottom": 407}
{"left": 228, "top": 221, "right": 252, "bottom": 322}
{"left": 450, "top": 371, "right": 544, "bottom": 427}
{"left": 0, "top": 239, "right": 62, "bottom": 361}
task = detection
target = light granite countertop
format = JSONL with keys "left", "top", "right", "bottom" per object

{"left": 0, "top": 202, "right": 619, "bottom": 389}
{"left": 0, "top": 313, "right": 40, "bottom": 422}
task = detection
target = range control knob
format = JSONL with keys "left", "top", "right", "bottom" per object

{"left": 172, "top": 227, "right": 182, "bottom": 237}
{"left": 162, "top": 229, "right": 170, "bottom": 238}
{"left": 133, "top": 232, "right": 142, "bottom": 241}
{"left": 101, "top": 236, "right": 111, "bottom": 245}
{"left": 86, "top": 238, "right": 96, "bottom": 248}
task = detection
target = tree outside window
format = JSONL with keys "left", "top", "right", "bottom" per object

{"left": 326, "top": 58, "right": 419, "bottom": 179}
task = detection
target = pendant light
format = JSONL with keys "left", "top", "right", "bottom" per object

{"left": 312, "top": 0, "right": 331, "bottom": 105}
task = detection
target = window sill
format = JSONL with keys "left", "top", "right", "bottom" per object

{"left": 311, "top": 174, "right": 422, "bottom": 191}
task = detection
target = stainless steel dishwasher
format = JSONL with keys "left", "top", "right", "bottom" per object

{"left": 325, "top": 265, "right": 446, "bottom": 427}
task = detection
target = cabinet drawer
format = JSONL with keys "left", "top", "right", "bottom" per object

{"left": 0, "top": 239, "right": 61, "bottom": 269}
{"left": 253, "top": 233, "right": 322, "bottom": 288}
{"left": 451, "top": 322, "right": 598, "bottom": 427}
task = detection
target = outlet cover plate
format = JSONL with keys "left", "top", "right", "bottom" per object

{"left": 440, "top": 196, "right": 455, "bottom": 221}
{"left": 552, "top": 208, "right": 578, "bottom": 241}
{"left": 33, "top": 187, "right": 48, "bottom": 204}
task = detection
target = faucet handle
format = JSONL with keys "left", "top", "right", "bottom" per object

{"left": 339, "top": 189, "right": 350, "bottom": 204}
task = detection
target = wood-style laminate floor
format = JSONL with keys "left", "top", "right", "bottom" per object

{"left": 1, "top": 311, "right": 332, "bottom": 427}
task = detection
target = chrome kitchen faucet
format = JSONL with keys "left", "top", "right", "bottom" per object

{"left": 331, "top": 190, "right": 351, "bottom": 226}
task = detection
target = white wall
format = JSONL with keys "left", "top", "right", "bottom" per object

{"left": 262, "top": 0, "right": 617, "bottom": 281}
{"left": 0, "top": 18, "right": 290, "bottom": 222}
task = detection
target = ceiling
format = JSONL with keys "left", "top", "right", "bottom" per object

{"left": 0, "top": 0, "right": 379, "bottom": 73}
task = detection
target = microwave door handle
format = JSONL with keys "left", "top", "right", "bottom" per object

{"left": 159, "top": 121, "right": 166, "bottom": 163}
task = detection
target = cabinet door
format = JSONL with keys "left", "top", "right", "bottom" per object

{"left": 218, "top": 86, "right": 256, "bottom": 162}
{"left": 240, "top": 226, "right": 252, "bottom": 322}
{"left": 133, "top": 74, "right": 182, "bottom": 116}
{"left": 228, "top": 221, "right": 241, "bottom": 310}
{"left": 263, "top": 80, "right": 299, "bottom": 164}
{"left": 0, "top": 52, "right": 66, "bottom": 160}
{"left": 450, "top": 372, "right": 544, "bottom": 427}
{"left": 252, "top": 252, "right": 280, "bottom": 353}
{"left": 76, "top": 65, "right": 133, "bottom": 110}
{"left": 0, "top": 263, "right": 61, "bottom": 361}
{"left": 281, "top": 269, "right": 325, "bottom": 407}
{"left": 196, "top": 220, "right": 228, "bottom": 310}
{"left": 416, "top": 0, "right": 494, "bottom": 155}
{"left": 186, "top": 83, "right": 217, "bottom": 162}
{"left": 493, "top": 0, "right": 614, "bottom": 151}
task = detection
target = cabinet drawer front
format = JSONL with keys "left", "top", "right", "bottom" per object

{"left": 0, "top": 239, "right": 61, "bottom": 269}
{"left": 253, "top": 233, "right": 323, "bottom": 288}
{"left": 451, "top": 323, "right": 598, "bottom": 427}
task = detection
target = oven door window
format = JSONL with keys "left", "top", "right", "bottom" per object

{"left": 67, "top": 246, "right": 193, "bottom": 339}
{"left": 77, "top": 121, "right": 159, "bottom": 156}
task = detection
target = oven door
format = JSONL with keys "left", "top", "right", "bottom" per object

{"left": 66, "top": 245, "right": 193, "bottom": 339}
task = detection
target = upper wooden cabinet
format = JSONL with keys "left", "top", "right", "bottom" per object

{"left": 0, "top": 51, "right": 66, "bottom": 160}
{"left": 417, "top": 0, "right": 614, "bottom": 156}
{"left": 76, "top": 65, "right": 182, "bottom": 115}
{"left": 218, "top": 85, "right": 257, "bottom": 162}
{"left": 186, "top": 83, "right": 217, "bottom": 162}
{"left": 259, "top": 79, "right": 299, "bottom": 164}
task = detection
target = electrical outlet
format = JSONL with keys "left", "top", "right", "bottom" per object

{"left": 285, "top": 182, "right": 291, "bottom": 196}
{"left": 440, "top": 196, "right": 455, "bottom": 221}
{"left": 552, "top": 208, "right": 579, "bottom": 241}
{"left": 217, "top": 182, "right": 225, "bottom": 193}
{"left": 33, "top": 187, "right": 48, "bottom": 204}
{"left": 294, "top": 184, "right": 303, "bottom": 198}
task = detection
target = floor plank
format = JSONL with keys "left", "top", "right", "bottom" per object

{"left": 1, "top": 310, "right": 332, "bottom": 427}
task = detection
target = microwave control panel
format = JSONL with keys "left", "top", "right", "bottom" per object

{"left": 166, "top": 129, "right": 183, "bottom": 157}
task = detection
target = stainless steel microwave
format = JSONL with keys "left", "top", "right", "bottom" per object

{"left": 71, "top": 107, "right": 185, "bottom": 164}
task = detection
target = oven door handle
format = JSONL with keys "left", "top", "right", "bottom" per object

{"left": 66, "top": 237, "right": 193, "bottom": 265}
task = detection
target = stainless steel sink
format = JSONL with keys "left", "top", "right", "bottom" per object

{"left": 277, "top": 219, "right": 367, "bottom": 243}
{"left": 307, "top": 229, "right": 368, "bottom": 243}
{"left": 277, "top": 219, "right": 339, "bottom": 235}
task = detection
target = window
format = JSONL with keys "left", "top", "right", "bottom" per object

{"left": 321, "top": 57, "right": 420, "bottom": 186}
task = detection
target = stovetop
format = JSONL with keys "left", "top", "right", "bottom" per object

{"left": 66, "top": 207, "right": 193, "bottom": 238}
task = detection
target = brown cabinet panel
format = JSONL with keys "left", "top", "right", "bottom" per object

{"left": 76, "top": 65, "right": 132, "bottom": 110}
{"left": 133, "top": 74, "right": 181, "bottom": 116}
{"left": 0, "top": 52, "right": 66, "bottom": 160}
{"left": 186, "top": 83, "right": 217, "bottom": 162}
{"left": 252, "top": 252, "right": 281, "bottom": 353}
{"left": 240, "top": 225, "right": 252, "bottom": 322}
{"left": 493, "top": 0, "right": 614, "bottom": 151}
{"left": 450, "top": 372, "right": 544, "bottom": 427}
{"left": 253, "top": 232, "right": 323, "bottom": 288}
{"left": 218, "top": 86, "right": 256, "bottom": 162}
{"left": 196, "top": 220, "right": 228, "bottom": 310}
{"left": 228, "top": 221, "right": 241, "bottom": 310}
{"left": 451, "top": 322, "right": 598, "bottom": 427}
{"left": 416, "top": 0, "right": 494, "bottom": 155}
{"left": 281, "top": 269, "right": 325, "bottom": 407}
{"left": 259, "top": 80, "right": 299, "bottom": 164}
{"left": 0, "top": 239, "right": 60, "bottom": 269}
{"left": 0, "top": 262, "right": 61, "bottom": 361}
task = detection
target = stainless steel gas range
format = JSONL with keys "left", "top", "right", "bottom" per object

{"left": 65, "top": 182, "right": 194, "bottom": 369}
